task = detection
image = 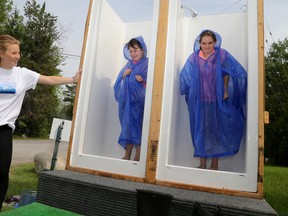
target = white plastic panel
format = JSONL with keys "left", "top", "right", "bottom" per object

{"left": 157, "top": 0, "right": 259, "bottom": 192}
{"left": 49, "top": 118, "right": 72, "bottom": 142}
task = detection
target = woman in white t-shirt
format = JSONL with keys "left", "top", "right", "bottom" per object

{"left": 0, "top": 34, "right": 81, "bottom": 210}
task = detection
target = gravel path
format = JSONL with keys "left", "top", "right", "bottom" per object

{"left": 12, "top": 139, "right": 69, "bottom": 165}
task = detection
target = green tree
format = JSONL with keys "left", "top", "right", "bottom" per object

{"left": 17, "top": 0, "right": 67, "bottom": 137}
{"left": 1, "top": 7, "right": 26, "bottom": 40}
{"left": 0, "top": 0, "right": 12, "bottom": 33}
{"left": 265, "top": 38, "right": 288, "bottom": 166}
{"left": 58, "top": 84, "right": 76, "bottom": 120}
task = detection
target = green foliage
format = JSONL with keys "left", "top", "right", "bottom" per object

{"left": 265, "top": 38, "right": 288, "bottom": 166}
{"left": 21, "top": 0, "right": 64, "bottom": 70}
{"left": 0, "top": 0, "right": 12, "bottom": 33}
{"left": 264, "top": 165, "right": 288, "bottom": 216}
{"left": 58, "top": 84, "right": 76, "bottom": 120}
{"left": 17, "top": 86, "right": 61, "bottom": 137}
{"left": 1, "top": 6, "right": 25, "bottom": 38}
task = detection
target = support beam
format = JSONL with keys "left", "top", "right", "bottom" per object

{"left": 145, "top": 0, "right": 170, "bottom": 183}
{"left": 257, "top": 0, "right": 265, "bottom": 197}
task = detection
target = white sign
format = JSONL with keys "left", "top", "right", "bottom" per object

{"left": 49, "top": 118, "right": 72, "bottom": 142}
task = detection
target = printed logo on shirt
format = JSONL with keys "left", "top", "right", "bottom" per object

{"left": 0, "top": 80, "right": 16, "bottom": 94}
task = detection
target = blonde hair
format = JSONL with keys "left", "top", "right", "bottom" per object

{"left": 0, "top": 35, "right": 20, "bottom": 52}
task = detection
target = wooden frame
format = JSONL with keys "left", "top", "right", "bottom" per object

{"left": 257, "top": 0, "right": 265, "bottom": 198}
{"left": 144, "top": 0, "right": 169, "bottom": 184}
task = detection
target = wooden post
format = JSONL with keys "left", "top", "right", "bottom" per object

{"left": 145, "top": 0, "right": 170, "bottom": 183}
{"left": 66, "top": 0, "right": 93, "bottom": 168}
{"left": 257, "top": 0, "right": 265, "bottom": 198}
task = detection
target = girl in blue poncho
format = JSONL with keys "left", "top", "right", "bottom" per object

{"left": 180, "top": 30, "right": 247, "bottom": 170}
{"left": 114, "top": 36, "right": 148, "bottom": 161}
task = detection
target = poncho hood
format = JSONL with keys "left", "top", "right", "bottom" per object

{"left": 123, "top": 36, "right": 147, "bottom": 61}
{"left": 193, "top": 29, "right": 222, "bottom": 52}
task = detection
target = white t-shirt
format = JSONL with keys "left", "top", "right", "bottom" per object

{"left": 0, "top": 67, "right": 40, "bottom": 129}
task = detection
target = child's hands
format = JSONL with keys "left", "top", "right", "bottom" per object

{"left": 223, "top": 90, "right": 229, "bottom": 100}
{"left": 135, "top": 75, "right": 143, "bottom": 82}
{"left": 123, "top": 68, "right": 132, "bottom": 79}
{"left": 223, "top": 75, "right": 229, "bottom": 100}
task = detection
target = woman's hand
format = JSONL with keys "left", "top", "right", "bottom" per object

{"left": 73, "top": 69, "right": 82, "bottom": 83}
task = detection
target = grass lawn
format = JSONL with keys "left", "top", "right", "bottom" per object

{"left": 264, "top": 165, "right": 288, "bottom": 216}
{"left": 7, "top": 163, "right": 38, "bottom": 197}
{"left": 1, "top": 163, "right": 287, "bottom": 215}
{"left": 1, "top": 163, "right": 38, "bottom": 212}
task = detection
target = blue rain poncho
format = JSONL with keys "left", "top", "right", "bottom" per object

{"left": 180, "top": 30, "right": 247, "bottom": 158}
{"left": 114, "top": 36, "right": 148, "bottom": 148}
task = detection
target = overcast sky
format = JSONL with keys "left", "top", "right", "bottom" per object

{"left": 14, "top": 0, "right": 288, "bottom": 77}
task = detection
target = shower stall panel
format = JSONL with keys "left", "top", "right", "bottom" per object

{"left": 157, "top": 0, "right": 259, "bottom": 192}
{"left": 69, "top": 0, "right": 159, "bottom": 178}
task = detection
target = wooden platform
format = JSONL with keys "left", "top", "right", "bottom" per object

{"left": 36, "top": 170, "right": 278, "bottom": 216}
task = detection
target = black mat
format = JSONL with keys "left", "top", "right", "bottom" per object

{"left": 36, "top": 170, "right": 278, "bottom": 216}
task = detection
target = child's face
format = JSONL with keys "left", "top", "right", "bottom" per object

{"left": 128, "top": 45, "right": 144, "bottom": 62}
{"left": 200, "top": 36, "right": 215, "bottom": 56}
